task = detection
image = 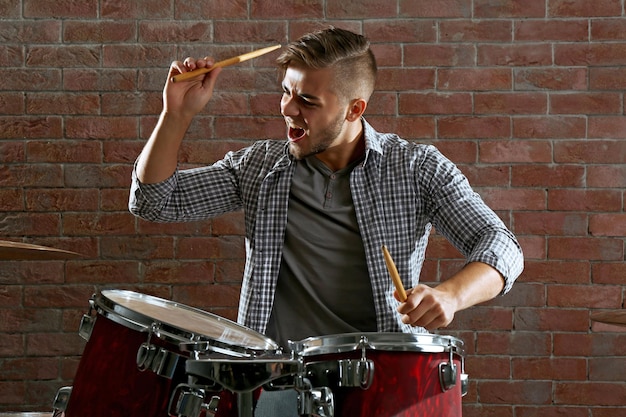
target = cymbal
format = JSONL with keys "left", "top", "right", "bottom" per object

{"left": 0, "top": 240, "right": 83, "bottom": 260}
{"left": 591, "top": 310, "right": 626, "bottom": 327}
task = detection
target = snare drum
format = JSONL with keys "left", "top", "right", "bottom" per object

{"left": 53, "top": 290, "right": 279, "bottom": 417}
{"left": 289, "top": 332, "right": 467, "bottom": 417}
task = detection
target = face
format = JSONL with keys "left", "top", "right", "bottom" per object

{"left": 280, "top": 65, "right": 350, "bottom": 160}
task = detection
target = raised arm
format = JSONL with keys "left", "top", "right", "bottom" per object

{"left": 136, "top": 57, "right": 223, "bottom": 184}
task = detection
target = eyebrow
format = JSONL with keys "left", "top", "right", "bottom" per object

{"left": 282, "top": 83, "right": 321, "bottom": 102}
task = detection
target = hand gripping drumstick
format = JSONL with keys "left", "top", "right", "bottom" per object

{"left": 382, "top": 245, "right": 407, "bottom": 302}
{"left": 171, "top": 44, "right": 282, "bottom": 83}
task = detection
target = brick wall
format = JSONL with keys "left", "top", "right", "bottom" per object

{"left": 1, "top": 0, "right": 625, "bottom": 415}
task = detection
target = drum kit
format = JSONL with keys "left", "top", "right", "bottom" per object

{"left": 4, "top": 240, "right": 625, "bottom": 416}
{"left": 50, "top": 290, "right": 468, "bottom": 417}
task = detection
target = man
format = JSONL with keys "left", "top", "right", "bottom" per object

{"left": 129, "top": 27, "right": 523, "bottom": 415}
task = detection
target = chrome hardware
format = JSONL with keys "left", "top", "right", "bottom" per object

{"left": 151, "top": 347, "right": 181, "bottom": 379}
{"left": 298, "top": 386, "right": 334, "bottom": 417}
{"left": 337, "top": 359, "right": 374, "bottom": 389}
{"left": 52, "top": 386, "right": 72, "bottom": 412}
{"left": 460, "top": 372, "right": 469, "bottom": 397}
{"left": 169, "top": 384, "right": 216, "bottom": 417}
{"left": 78, "top": 296, "right": 96, "bottom": 340}
{"left": 438, "top": 342, "right": 458, "bottom": 392}
{"left": 136, "top": 342, "right": 157, "bottom": 371}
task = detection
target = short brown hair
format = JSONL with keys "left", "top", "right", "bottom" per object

{"left": 276, "top": 27, "right": 377, "bottom": 102}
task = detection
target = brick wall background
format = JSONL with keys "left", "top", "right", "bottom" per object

{"left": 1, "top": 0, "right": 626, "bottom": 415}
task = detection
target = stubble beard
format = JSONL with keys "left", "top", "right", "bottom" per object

{"left": 288, "top": 112, "right": 345, "bottom": 160}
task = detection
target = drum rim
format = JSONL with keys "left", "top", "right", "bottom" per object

{"left": 290, "top": 332, "right": 465, "bottom": 357}
{"left": 95, "top": 289, "right": 279, "bottom": 354}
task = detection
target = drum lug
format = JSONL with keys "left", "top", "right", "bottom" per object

{"left": 52, "top": 386, "right": 72, "bottom": 412}
{"left": 337, "top": 359, "right": 374, "bottom": 389}
{"left": 136, "top": 342, "right": 181, "bottom": 379}
{"left": 78, "top": 296, "right": 97, "bottom": 340}
{"left": 438, "top": 362, "right": 457, "bottom": 392}
{"left": 460, "top": 372, "right": 469, "bottom": 397}
{"left": 169, "top": 384, "right": 220, "bottom": 417}
{"left": 297, "top": 385, "right": 334, "bottom": 417}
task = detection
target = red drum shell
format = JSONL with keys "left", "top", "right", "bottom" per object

{"left": 293, "top": 332, "right": 465, "bottom": 417}
{"left": 63, "top": 290, "right": 277, "bottom": 417}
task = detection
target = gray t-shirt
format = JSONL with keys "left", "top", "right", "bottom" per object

{"left": 266, "top": 155, "right": 377, "bottom": 349}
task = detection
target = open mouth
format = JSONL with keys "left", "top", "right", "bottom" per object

{"left": 288, "top": 126, "right": 306, "bottom": 142}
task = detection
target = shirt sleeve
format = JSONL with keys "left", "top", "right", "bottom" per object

{"left": 421, "top": 147, "right": 524, "bottom": 294}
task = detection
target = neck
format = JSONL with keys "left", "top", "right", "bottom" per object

{"left": 315, "top": 124, "right": 365, "bottom": 171}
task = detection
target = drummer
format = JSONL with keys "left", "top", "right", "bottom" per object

{"left": 129, "top": 27, "right": 524, "bottom": 415}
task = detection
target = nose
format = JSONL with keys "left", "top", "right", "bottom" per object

{"left": 281, "top": 93, "right": 299, "bottom": 118}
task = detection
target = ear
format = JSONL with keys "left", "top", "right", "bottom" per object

{"left": 345, "top": 98, "right": 368, "bottom": 122}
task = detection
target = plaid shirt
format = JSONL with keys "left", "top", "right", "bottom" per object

{"left": 129, "top": 119, "right": 524, "bottom": 335}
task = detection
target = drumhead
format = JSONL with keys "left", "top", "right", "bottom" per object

{"left": 95, "top": 290, "right": 279, "bottom": 354}
{"left": 290, "top": 332, "right": 465, "bottom": 357}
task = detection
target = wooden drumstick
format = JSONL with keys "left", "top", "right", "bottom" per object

{"left": 171, "top": 44, "right": 282, "bottom": 83}
{"left": 382, "top": 245, "right": 407, "bottom": 302}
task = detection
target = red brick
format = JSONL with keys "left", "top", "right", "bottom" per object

{"left": 588, "top": 116, "right": 626, "bottom": 139}
{"left": 140, "top": 21, "right": 213, "bottom": 43}
{"left": 513, "top": 357, "right": 587, "bottom": 380}
{"left": 26, "top": 140, "right": 102, "bottom": 163}
{"left": 403, "top": 44, "right": 475, "bottom": 67}
{"left": 590, "top": 67, "right": 626, "bottom": 89}
{"left": 547, "top": 285, "right": 622, "bottom": 309}
{"left": 548, "top": 189, "right": 622, "bottom": 212}
{"left": 548, "top": 237, "right": 623, "bottom": 261}
{"left": 514, "top": 116, "right": 586, "bottom": 139}
{"left": 0, "top": 188, "right": 24, "bottom": 211}
{"left": 399, "top": 92, "right": 472, "bottom": 115}
{"left": 177, "top": 236, "right": 245, "bottom": 260}
{"left": 515, "top": 68, "right": 588, "bottom": 90}
{"left": 512, "top": 165, "right": 585, "bottom": 188}
{"left": 592, "top": 263, "right": 626, "bottom": 285}
{"left": 63, "top": 21, "right": 136, "bottom": 43}
{"left": 479, "top": 188, "right": 546, "bottom": 211}
{"left": 376, "top": 68, "right": 436, "bottom": 91}
{"left": 64, "top": 260, "right": 140, "bottom": 284}
{"left": 103, "top": 44, "right": 176, "bottom": 68}
{"left": 590, "top": 358, "right": 626, "bottom": 381}
{"left": 515, "top": 19, "right": 588, "bottom": 41}
{"left": 367, "top": 115, "right": 436, "bottom": 139}
{"left": 515, "top": 406, "right": 589, "bottom": 417}
{"left": 467, "top": 355, "right": 511, "bottom": 379}
{"left": 175, "top": 0, "right": 248, "bottom": 19}
{"left": 592, "top": 19, "right": 626, "bottom": 41}
{"left": 590, "top": 213, "right": 626, "bottom": 237}
{"left": 63, "top": 164, "right": 132, "bottom": 188}
{"left": 251, "top": 0, "right": 324, "bottom": 19}
{"left": 549, "top": 0, "right": 622, "bottom": 17}
{"left": 515, "top": 308, "right": 590, "bottom": 332}
{"left": 25, "top": 188, "right": 99, "bottom": 212}
{"left": 0, "top": 116, "right": 63, "bottom": 139}
{"left": 144, "top": 260, "right": 215, "bottom": 284}
{"left": 460, "top": 165, "right": 509, "bottom": 186}
{"left": 475, "top": 92, "right": 547, "bottom": 114}
{"left": 65, "top": 116, "right": 138, "bottom": 139}
{"left": 477, "top": 331, "right": 551, "bottom": 356}
{"left": 365, "top": 20, "right": 437, "bottom": 43}
{"left": 555, "top": 140, "right": 626, "bottom": 164}
{"left": 0, "top": 93, "right": 25, "bottom": 115}
{"left": 439, "top": 116, "right": 510, "bottom": 139}
{"left": 103, "top": 141, "right": 144, "bottom": 163}
{"left": 480, "top": 140, "right": 552, "bottom": 163}
{"left": 448, "top": 307, "right": 513, "bottom": 331}
{"left": 0, "top": 213, "right": 61, "bottom": 236}
{"left": 23, "top": 0, "right": 97, "bottom": 18}
{"left": 101, "top": 0, "right": 173, "bottom": 19}
{"left": 400, "top": 0, "right": 471, "bottom": 17}
{"left": 462, "top": 404, "right": 514, "bottom": 417}
{"left": 25, "top": 332, "right": 85, "bottom": 356}
{"left": 0, "top": 357, "right": 59, "bottom": 380}
{"left": 478, "top": 44, "right": 552, "bottom": 66}
{"left": 440, "top": 19, "right": 511, "bottom": 42}
{"left": 26, "top": 45, "right": 99, "bottom": 68}
{"left": 438, "top": 68, "right": 512, "bottom": 91}
{"left": 23, "top": 285, "right": 98, "bottom": 308}
{"left": 479, "top": 380, "right": 553, "bottom": 405}
{"left": 474, "top": 0, "right": 545, "bottom": 18}
{"left": 555, "top": 382, "right": 626, "bottom": 406}
{"left": 173, "top": 284, "right": 242, "bottom": 310}
{"left": 514, "top": 212, "right": 588, "bottom": 236}
{"left": 551, "top": 92, "right": 622, "bottom": 115}
{"left": 556, "top": 43, "right": 626, "bottom": 66}
{"left": 0, "top": 334, "right": 24, "bottom": 357}
{"left": 101, "top": 92, "right": 162, "bottom": 116}
{"left": 62, "top": 212, "right": 136, "bottom": 236}
{"left": 64, "top": 69, "right": 137, "bottom": 91}
{"left": 215, "top": 259, "right": 246, "bottom": 284}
